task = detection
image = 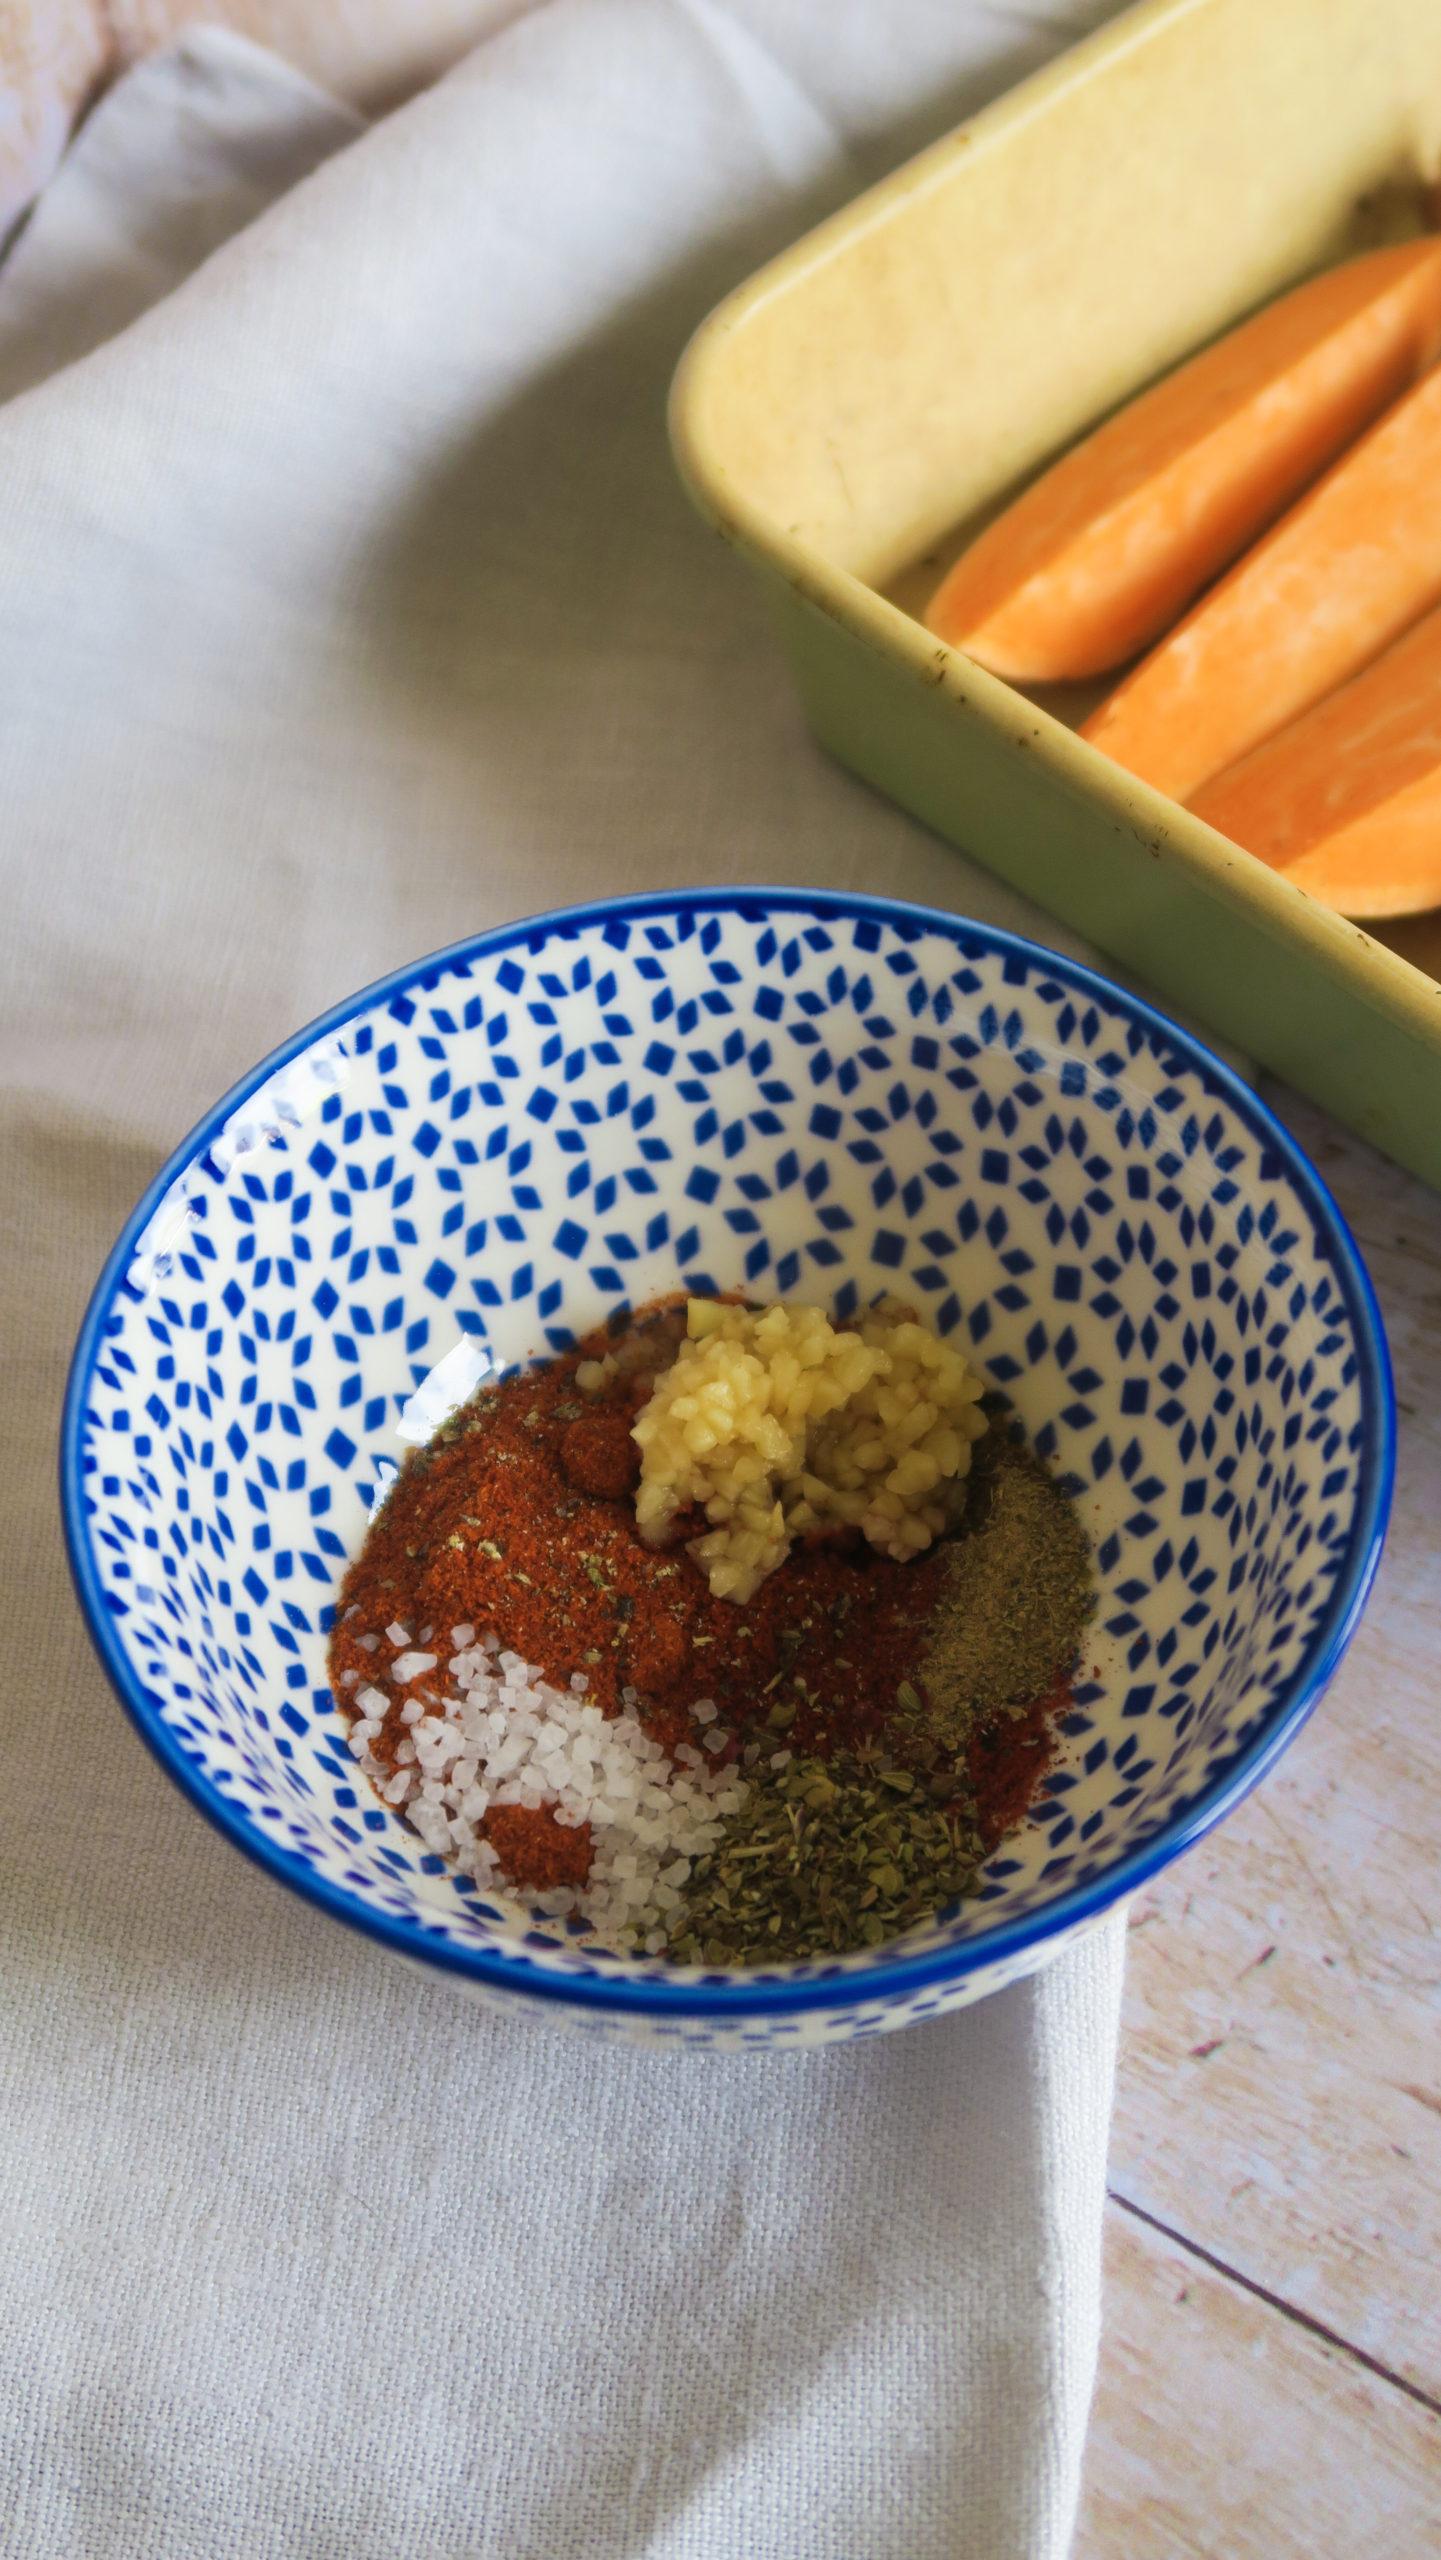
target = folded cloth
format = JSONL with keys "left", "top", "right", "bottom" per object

{"left": 0, "top": 27, "right": 364, "bottom": 401}
{"left": 0, "top": 10, "right": 1127, "bottom": 2557}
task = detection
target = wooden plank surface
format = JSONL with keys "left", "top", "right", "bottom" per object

{"left": 1077, "top": 2207, "right": 1441, "bottom": 2556}
{"left": 1075, "top": 1082, "right": 1441, "bottom": 2550}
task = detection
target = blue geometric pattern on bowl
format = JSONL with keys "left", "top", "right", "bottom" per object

{"left": 62, "top": 892, "right": 1392, "bottom": 2048}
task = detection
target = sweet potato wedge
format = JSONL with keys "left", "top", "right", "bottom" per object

{"left": 923, "top": 240, "right": 1441, "bottom": 681}
{"left": 1081, "top": 353, "right": 1441, "bottom": 803}
{"left": 1189, "top": 603, "right": 1441, "bottom": 917}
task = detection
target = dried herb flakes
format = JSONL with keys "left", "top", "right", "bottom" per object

{"left": 668, "top": 1746, "right": 984, "bottom": 1966}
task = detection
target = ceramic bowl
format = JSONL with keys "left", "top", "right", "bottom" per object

{"left": 63, "top": 891, "right": 1392, "bottom": 2048}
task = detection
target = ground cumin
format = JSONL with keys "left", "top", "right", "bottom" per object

{"left": 914, "top": 1437, "right": 1093, "bottom": 1753}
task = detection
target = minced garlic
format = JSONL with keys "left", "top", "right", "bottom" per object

{"left": 631, "top": 1297, "right": 989, "bottom": 1603}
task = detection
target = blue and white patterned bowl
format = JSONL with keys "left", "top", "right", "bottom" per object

{"left": 63, "top": 892, "right": 1392, "bottom": 2048}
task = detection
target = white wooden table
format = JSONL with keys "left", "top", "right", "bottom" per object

{"left": 1074, "top": 1082, "right": 1441, "bottom": 2552}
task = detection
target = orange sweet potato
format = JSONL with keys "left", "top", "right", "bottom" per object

{"left": 1081, "top": 352, "right": 1441, "bottom": 803}
{"left": 923, "top": 240, "right": 1441, "bottom": 681}
{"left": 1189, "top": 603, "right": 1441, "bottom": 917}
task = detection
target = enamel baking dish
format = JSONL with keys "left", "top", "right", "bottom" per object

{"left": 670, "top": 0, "right": 1441, "bottom": 1189}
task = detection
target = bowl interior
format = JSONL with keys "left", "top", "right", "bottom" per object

{"left": 67, "top": 894, "right": 1387, "bottom": 2027}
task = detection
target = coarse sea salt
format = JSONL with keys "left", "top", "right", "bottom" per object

{"left": 368, "top": 1651, "right": 748, "bottom": 1952}
{"left": 390, "top": 1650, "right": 438, "bottom": 1684}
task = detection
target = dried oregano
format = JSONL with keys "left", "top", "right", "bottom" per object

{"left": 667, "top": 1745, "right": 985, "bottom": 1966}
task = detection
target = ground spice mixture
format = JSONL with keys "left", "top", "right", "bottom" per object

{"left": 328, "top": 1300, "right": 1093, "bottom": 1962}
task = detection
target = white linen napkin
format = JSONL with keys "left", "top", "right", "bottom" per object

{"left": 0, "top": 11, "right": 1127, "bottom": 2556}
{"left": 0, "top": 27, "right": 364, "bottom": 401}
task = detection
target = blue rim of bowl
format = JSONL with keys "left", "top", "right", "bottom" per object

{"left": 62, "top": 889, "right": 1395, "bottom": 2021}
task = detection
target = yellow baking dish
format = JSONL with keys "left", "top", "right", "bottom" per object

{"left": 670, "top": 0, "right": 1441, "bottom": 1188}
